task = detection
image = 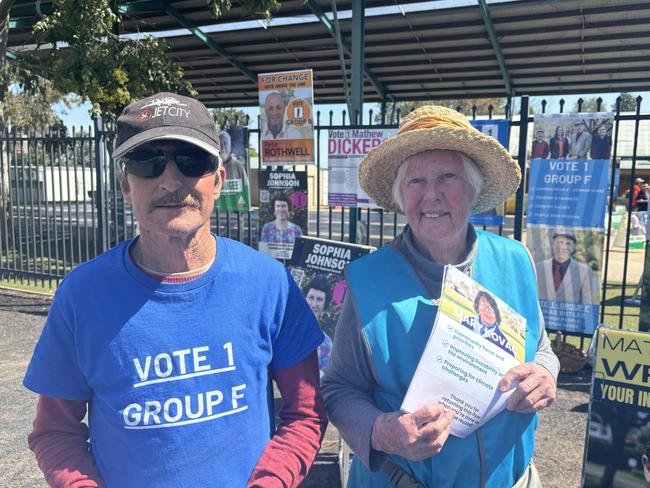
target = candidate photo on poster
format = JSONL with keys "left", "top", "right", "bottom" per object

{"left": 215, "top": 128, "right": 250, "bottom": 211}
{"left": 532, "top": 114, "right": 613, "bottom": 161}
{"left": 260, "top": 192, "right": 303, "bottom": 245}
{"left": 532, "top": 227, "right": 601, "bottom": 305}
{"left": 260, "top": 91, "right": 302, "bottom": 140}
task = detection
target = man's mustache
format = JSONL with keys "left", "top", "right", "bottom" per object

{"left": 150, "top": 194, "right": 200, "bottom": 210}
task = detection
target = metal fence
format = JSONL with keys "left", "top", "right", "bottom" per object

{"left": 0, "top": 96, "right": 647, "bottom": 334}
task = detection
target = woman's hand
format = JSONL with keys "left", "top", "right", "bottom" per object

{"left": 370, "top": 403, "right": 454, "bottom": 461}
{"left": 499, "top": 363, "right": 556, "bottom": 413}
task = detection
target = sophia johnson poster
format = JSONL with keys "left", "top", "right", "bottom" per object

{"left": 258, "top": 70, "right": 314, "bottom": 165}
{"left": 582, "top": 327, "right": 650, "bottom": 488}
{"left": 288, "top": 237, "right": 374, "bottom": 372}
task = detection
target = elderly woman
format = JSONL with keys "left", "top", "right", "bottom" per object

{"left": 322, "top": 106, "right": 559, "bottom": 488}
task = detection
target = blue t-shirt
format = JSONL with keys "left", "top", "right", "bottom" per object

{"left": 24, "top": 236, "right": 323, "bottom": 488}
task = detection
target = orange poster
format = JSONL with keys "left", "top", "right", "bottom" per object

{"left": 258, "top": 69, "right": 314, "bottom": 165}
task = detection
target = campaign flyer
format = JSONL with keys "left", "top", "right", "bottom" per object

{"left": 402, "top": 266, "right": 526, "bottom": 437}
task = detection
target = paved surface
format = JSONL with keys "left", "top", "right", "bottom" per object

{"left": 0, "top": 287, "right": 591, "bottom": 487}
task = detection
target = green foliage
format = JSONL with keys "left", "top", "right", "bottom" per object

{"left": 375, "top": 98, "right": 507, "bottom": 123}
{"left": 572, "top": 97, "right": 602, "bottom": 113}
{"left": 614, "top": 93, "right": 639, "bottom": 112}
{"left": 207, "top": 0, "right": 280, "bottom": 19}
{"left": 27, "top": 0, "right": 194, "bottom": 119}
{"left": 2, "top": 84, "right": 68, "bottom": 129}
{"left": 2, "top": 0, "right": 275, "bottom": 119}
{"left": 210, "top": 107, "right": 249, "bottom": 129}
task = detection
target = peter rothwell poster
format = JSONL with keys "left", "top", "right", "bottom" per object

{"left": 526, "top": 112, "right": 614, "bottom": 336}
{"left": 287, "top": 237, "right": 374, "bottom": 372}
{"left": 215, "top": 125, "right": 250, "bottom": 211}
{"left": 258, "top": 170, "right": 308, "bottom": 261}
{"left": 258, "top": 70, "right": 314, "bottom": 165}
{"left": 402, "top": 265, "right": 526, "bottom": 438}
{"left": 582, "top": 328, "right": 650, "bottom": 488}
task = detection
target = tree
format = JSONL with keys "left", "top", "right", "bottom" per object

{"left": 375, "top": 98, "right": 507, "bottom": 124}
{"left": 210, "top": 107, "right": 249, "bottom": 129}
{"left": 2, "top": 85, "right": 69, "bottom": 129}
{"left": 0, "top": 0, "right": 276, "bottom": 226}
{"left": 1, "top": 0, "right": 279, "bottom": 118}
{"left": 572, "top": 96, "right": 602, "bottom": 113}
{"left": 614, "top": 92, "right": 639, "bottom": 112}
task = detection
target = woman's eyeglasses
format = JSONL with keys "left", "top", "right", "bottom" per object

{"left": 121, "top": 142, "right": 218, "bottom": 178}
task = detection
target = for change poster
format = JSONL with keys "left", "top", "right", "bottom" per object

{"left": 258, "top": 70, "right": 314, "bottom": 165}
{"left": 583, "top": 328, "right": 650, "bottom": 487}
{"left": 215, "top": 125, "right": 250, "bottom": 211}
{"left": 526, "top": 112, "right": 613, "bottom": 335}
{"left": 328, "top": 128, "right": 397, "bottom": 208}
{"left": 258, "top": 170, "right": 308, "bottom": 260}
{"left": 469, "top": 119, "right": 509, "bottom": 226}
{"left": 288, "top": 237, "right": 374, "bottom": 372}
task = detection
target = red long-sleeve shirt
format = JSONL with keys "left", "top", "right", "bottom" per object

{"left": 28, "top": 352, "right": 327, "bottom": 488}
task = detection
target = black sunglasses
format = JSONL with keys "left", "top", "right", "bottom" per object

{"left": 121, "top": 142, "right": 218, "bottom": 178}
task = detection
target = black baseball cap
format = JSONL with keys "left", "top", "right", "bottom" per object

{"left": 112, "top": 92, "right": 221, "bottom": 160}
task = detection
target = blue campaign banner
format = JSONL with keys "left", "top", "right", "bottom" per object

{"left": 469, "top": 212, "right": 504, "bottom": 227}
{"left": 527, "top": 158, "right": 610, "bottom": 228}
{"left": 470, "top": 119, "right": 509, "bottom": 226}
{"left": 539, "top": 300, "right": 599, "bottom": 335}
{"left": 470, "top": 119, "right": 509, "bottom": 148}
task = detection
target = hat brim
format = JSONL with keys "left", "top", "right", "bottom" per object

{"left": 112, "top": 126, "right": 221, "bottom": 160}
{"left": 358, "top": 126, "right": 521, "bottom": 213}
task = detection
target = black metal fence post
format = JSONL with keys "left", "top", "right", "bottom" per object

{"left": 514, "top": 96, "right": 529, "bottom": 242}
{"left": 93, "top": 116, "right": 109, "bottom": 255}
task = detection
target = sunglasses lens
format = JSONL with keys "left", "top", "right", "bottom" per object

{"left": 176, "top": 154, "right": 217, "bottom": 177}
{"left": 122, "top": 143, "right": 217, "bottom": 178}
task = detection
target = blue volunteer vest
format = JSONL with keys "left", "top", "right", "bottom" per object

{"left": 347, "top": 230, "right": 540, "bottom": 488}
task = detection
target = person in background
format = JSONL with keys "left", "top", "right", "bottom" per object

{"left": 24, "top": 92, "right": 327, "bottom": 488}
{"left": 322, "top": 105, "right": 558, "bottom": 487}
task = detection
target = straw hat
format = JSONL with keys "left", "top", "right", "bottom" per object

{"left": 358, "top": 105, "right": 521, "bottom": 213}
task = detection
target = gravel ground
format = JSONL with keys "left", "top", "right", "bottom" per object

{"left": 0, "top": 288, "right": 589, "bottom": 487}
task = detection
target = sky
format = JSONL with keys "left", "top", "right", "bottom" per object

{"left": 53, "top": 92, "right": 650, "bottom": 132}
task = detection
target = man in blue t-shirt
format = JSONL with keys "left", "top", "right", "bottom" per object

{"left": 24, "top": 92, "right": 327, "bottom": 488}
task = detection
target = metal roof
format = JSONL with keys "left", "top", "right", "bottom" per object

{"left": 8, "top": 0, "right": 650, "bottom": 107}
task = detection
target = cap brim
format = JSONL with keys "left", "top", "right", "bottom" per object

{"left": 358, "top": 127, "right": 521, "bottom": 213}
{"left": 112, "top": 126, "right": 220, "bottom": 160}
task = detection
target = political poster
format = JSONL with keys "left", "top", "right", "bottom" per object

{"left": 328, "top": 128, "right": 397, "bottom": 208}
{"left": 582, "top": 327, "right": 650, "bottom": 487}
{"left": 258, "top": 70, "right": 314, "bottom": 165}
{"left": 287, "top": 237, "right": 374, "bottom": 372}
{"left": 470, "top": 119, "right": 510, "bottom": 227}
{"left": 215, "top": 125, "right": 250, "bottom": 211}
{"left": 258, "top": 170, "right": 308, "bottom": 260}
{"left": 526, "top": 112, "right": 614, "bottom": 335}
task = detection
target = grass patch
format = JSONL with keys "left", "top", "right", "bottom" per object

{"left": 1, "top": 277, "right": 56, "bottom": 295}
